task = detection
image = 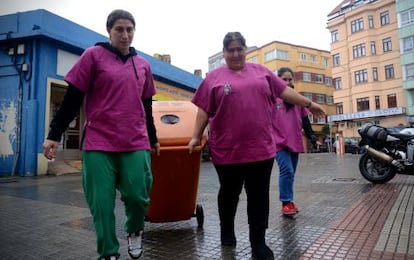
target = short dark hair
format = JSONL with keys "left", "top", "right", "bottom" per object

{"left": 223, "top": 32, "right": 246, "bottom": 51}
{"left": 106, "top": 9, "right": 135, "bottom": 29}
{"left": 277, "top": 67, "right": 294, "bottom": 77}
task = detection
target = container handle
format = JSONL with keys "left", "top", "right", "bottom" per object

{"left": 154, "top": 138, "right": 207, "bottom": 152}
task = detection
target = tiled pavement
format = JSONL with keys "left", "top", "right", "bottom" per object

{"left": 0, "top": 153, "right": 413, "bottom": 259}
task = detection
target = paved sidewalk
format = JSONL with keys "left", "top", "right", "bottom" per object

{"left": 0, "top": 153, "right": 413, "bottom": 259}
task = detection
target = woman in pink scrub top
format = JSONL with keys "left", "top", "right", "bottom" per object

{"left": 42, "top": 10, "right": 159, "bottom": 260}
{"left": 273, "top": 67, "right": 317, "bottom": 217}
{"left": 188, "top": 32, "right": 325, "bottom": 260}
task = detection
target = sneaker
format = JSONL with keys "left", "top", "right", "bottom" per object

{"left": 291, "top": 202, "right": 299, "bottom": 212}
{"left": 282, "top": 202, "right": 298, "bottom": 215}
{"left": 102, "top": 256, "right": 117, "bottom": 260}
{"left": 127, "top": 230, "right": 143, "bottom": 259}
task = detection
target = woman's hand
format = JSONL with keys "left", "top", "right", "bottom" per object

{"left": 308, "top": 102, "right": 326, "bottom": 118}
{"left": 152, "top": 142, "right": 161, "bottom": 156}
{"left": 42, "top": 139, "right": 59, "bottom": 160}
{"left": 188, "top": 138, "right": 201, "bottom": 154}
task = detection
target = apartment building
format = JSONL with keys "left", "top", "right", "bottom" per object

{"left": 396, "top": 0, "right": 414, "bottom": 123}
{"left": 328, "top": 0, "right": 406, "bottom": 138}
{"left": 208, "top": 42, "right": 335, "bottom": 151}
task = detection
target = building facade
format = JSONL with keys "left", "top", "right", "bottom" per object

{"left": 328, "top": 0, "right": 406, "bottom": 138}
{"left": 396, "top": 0, "right": 414, "bottom": 123}
{"left": 0, "top": 9, "right": 202, "bottom": 176}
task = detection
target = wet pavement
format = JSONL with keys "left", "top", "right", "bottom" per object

{"left": 0, "top": 153, "right": 413, "bottom": 259}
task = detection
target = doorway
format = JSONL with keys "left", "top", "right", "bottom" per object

{"left": 49, "top": 83, "right": 83, "bottom": 160}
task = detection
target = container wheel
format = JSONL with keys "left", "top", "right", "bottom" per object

{"left": 196, "top": 204, "right": 204, "bottom": 228}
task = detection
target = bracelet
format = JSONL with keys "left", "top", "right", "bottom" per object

{"left": 306, "top": 101, "right": 313, "bottom": 108}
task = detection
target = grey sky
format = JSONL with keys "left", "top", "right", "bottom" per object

{"left": 1, "top": 0, "right": 339, "bottom": 74}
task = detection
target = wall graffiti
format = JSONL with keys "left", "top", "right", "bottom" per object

{"left": 0, "top": 100, "right": 17, "bottom": 158}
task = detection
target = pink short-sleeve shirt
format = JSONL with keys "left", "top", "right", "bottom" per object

{"left": 273, "top": 98, "right": 310, "bottom": 153}
{"left": 64, "top": 46, "right": 156, "bottom": 151}
{"left": 192, "top": 63, "right": 287, "bottom": 164}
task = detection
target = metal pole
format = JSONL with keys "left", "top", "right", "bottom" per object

{"left": 328, "top": 116, "right": 333, "bottom": 153}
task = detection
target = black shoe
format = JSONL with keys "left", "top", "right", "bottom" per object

{"left": 221, "top": 232, "right": 237, "bottom": 246}
{"left": 251, "top": 243, "right": 274, "bottom": 260}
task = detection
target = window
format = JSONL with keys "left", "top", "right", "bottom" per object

{"left": 325, "top": 77, "right": 332, "bottom": 86}
{"left": 327, "top": 96, "right": 334, "bottom": 104}
{"left": 303, "top": 72, "right": 311, "bottom": 81}
{"left": 337, "top": 103, "right": 343, "bottom": 114}
{"left": 308, "top": 114, "right": 314, "bottom": 124}
{"left": 351, "top": 18, "right": 364, "bottom": 33}
{"left": 375, "top": 96, "right": 380, "bottom": 109}
{"left": 385, "top": 64, "right": 394, "bottom": 79}
{"left": 357, "top": 97, "right": 370, "bottom": 111}
{"left": 401, "top": 8, "right": 414, "bottom": 26}
{"left": 248, "top": 56, "right": 258, "bottom": 63}
{"left": 404, "top": 63, "right": 414, "bottom": 80}
{"left": 316, "top": 94, "right": 325, "bottom": 103}
{"left": 317, "top": 116, "right": 326, "bottom": 124}
{"left": 323, "top": 57, "right": 329, "bottom": 68}
{"left": 334, "top": 77, "right": 342, "bottom": 90}
{"left": 370, "top": 41, "right": 376, "bottom": 54}
{"left": 310, "top": 55, "right": 316, "bottom": 63}
{"left": 264, "top": 49, "right": 288, "bottom": 61}
{"left": 300, "top": 53, "right": 307, "bottom": 61}
{"left": 402, "top": 35, "right": 414, "bottom": 53}
{"left": 353, "top": 43, "right": 366, "bottom": 58}
{"left": 368, "top": 15, "right": 374, "bottom": 28}
{"left": 387, "top": 94, "right": 397, "bottom": 108}
{"left": 303, "top": 92, "right": 313, "bottom": 100}
{"left": 383, "top": 37, "right": 392, "bottom": 52}
{"left": 373, "top": 67, "right": 378, "bottom": 81}
{"left": 209, "top": 57, "right": 225, "bottom": 71}
{"left": 380, "top": 11, "right": 390, "bottom": 26}
{"left": 277, "top": 50, "right": 288, "bottom": 60}
{"left": 315, "top": 74, "right": 323, "bottom": 83}
{"left": 355, "top": 69, "right": 368, "bottom": 84}
{"left": 333, "top": 54, "right": 340, "bottom": 66}
{"left": 331, "top": 30, "right": 339, "bottom": 42}
{"left": 264, "top": 50, "right": 276, "bottom": 61}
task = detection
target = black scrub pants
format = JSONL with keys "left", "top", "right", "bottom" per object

{"left": 214, "top": 158, "right": 274, "bottom": 236}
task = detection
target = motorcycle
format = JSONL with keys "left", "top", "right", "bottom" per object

{"left": 357, "top": 124, "right": 414, "bottom": 183}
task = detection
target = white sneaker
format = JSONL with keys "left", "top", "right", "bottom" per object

{"left": 127, "top": 230, "right": 143, "bottom": 259}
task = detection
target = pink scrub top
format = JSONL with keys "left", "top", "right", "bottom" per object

{"left": 273, "top": 98, "right": 310, "bottom": 153}
{"left": 64, "top": 45, "right": 156, "bottom": 152}
{"left": 192, "top": 63, "right": 287, "bottom": 164}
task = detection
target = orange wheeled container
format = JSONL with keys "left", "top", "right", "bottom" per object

{"left": 146, "top": 101, "right": 207, "bottom": 228}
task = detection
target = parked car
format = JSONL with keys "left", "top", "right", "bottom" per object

{"left": 317, "top": 143, "right": 329, "bottom": 153}
{"left": 344, "top": 138, "right": 360, "bottom": 154}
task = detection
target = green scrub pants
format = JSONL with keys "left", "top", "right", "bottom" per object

{"left": 81, "top": 150, "right": 153, "bottom": 259}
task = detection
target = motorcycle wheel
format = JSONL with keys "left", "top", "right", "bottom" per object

{"left": 359, "top": 153, "right": 397, "bottom": 184}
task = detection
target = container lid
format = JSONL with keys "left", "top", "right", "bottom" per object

{"left": 152, "top": 101, "right": 207, "bottom": 146}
